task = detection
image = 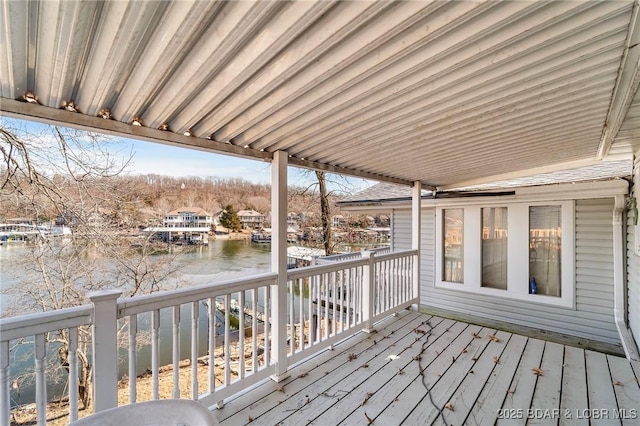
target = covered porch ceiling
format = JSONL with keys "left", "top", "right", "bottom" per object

{"left": 1, "top": 0, "right": 640, "bottom": 190}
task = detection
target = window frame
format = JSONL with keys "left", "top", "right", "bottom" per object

{"left": 434, "top": 200, "right": 575, "bottom": 308}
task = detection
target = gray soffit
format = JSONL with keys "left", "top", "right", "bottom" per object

{"left": 337, "top": 159, "right": 633, "bottom": 206}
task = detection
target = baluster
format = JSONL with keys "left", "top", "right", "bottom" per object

{"left": 172, "top": 306, "right": 180, "bottom": 399}
{"left": 224, "top": 294, "right": 231, "bottom": 386}
{"left": 308, "top": 276, "right": 314, "bottom": 345}
{"left": 151, "top": 309, "right": 160, "bottom": 400}
{"left": 399, "top": 257, "right": 404, "bottom": 303}
{"left": 264, "top": 286, "right": 270, "bottom": 367}
{"left": 362, "top": 251, "right": 375, "bottom": 332}
{"left": 324, "top": 273, "right": 330, "bottom": 339}
{"left": 252, "top": 289, "right": 258, "bottom": 373}
{"left": 404, "top": 256, "right": 409, "bottom": 302}
{"left": 298, "top": 279, "right": 304, "bottom": 350}
{"left": 191, "top": 301, "right": 198, "bottom": 400}
{"left": 128, "top": 315, "right": 137, "bottom": 404}
{"left": 346, "top": 269, "right": 350, "bottom": 330}
{"left": 331, "top": 272, "right": 337, "bottom": 336}
{"left": 35, "top": 334, "right": 46, "bottom": 425}
{"left": 288, "top": 280, "right": 294, "bottom": 355}
{"left": 392, "top": 258, "right": 395, "bottom": 308}
{"left": 68, "top": 327, "right": 79, "bottom": 422}
{"left": 400, "top": 256, "right": 405, "bottom": 303}
{"left": 238, "top": 292, "right": 245, "bottom": 379}
{"left": 340, "top": 270, "right": 345, "bottom": 333}
{"left": 320, "top": 273, "right": 324, "bottom": 337}
{"left": 1, "top": 341, "right": 10, "bottom": 425}
{"left": 208, "top": 297, "right": 215, "bottom": 393}
{"left": 384, "top": 259, "right": 389, "bottom": 312}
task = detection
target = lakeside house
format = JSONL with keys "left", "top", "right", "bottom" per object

{"left": 143, "top": 207, "right": 213, "bottom": 244}
{"left": 237, "top": 209, "right": 265, "bottom": 230}
{"left": 1, "top": 1, "right": 640, "bottom": 424}
{"left": 163, "top": 207, "right": 215, "bottom": 228}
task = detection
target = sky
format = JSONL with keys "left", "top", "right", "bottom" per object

{"left": 2, "top": 117, "right": 374, "bottom": 193}
{"left": 119, "top": 138, "right": 273, "bottom": 183}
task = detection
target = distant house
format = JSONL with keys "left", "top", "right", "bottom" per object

{"left": 331, "top": 214, "right": 348, "bottom": 229}
{"left": 163, "top": 207, "right": 213, "bottom": 228}
{"left": 143, "top": 207, "right": 213, "bottom": 244}
{"left": 237, "top": 209, "right": 265, "bottom": 230}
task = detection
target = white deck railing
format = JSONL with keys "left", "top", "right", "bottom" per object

{"left": 0, "top": 249, "right": 417, "bottom": 425}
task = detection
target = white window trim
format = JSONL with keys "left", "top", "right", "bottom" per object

{"left": 435, "top": 200, "right": 575, "bottom": 309}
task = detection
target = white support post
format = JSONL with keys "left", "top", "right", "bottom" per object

{"left": 362, "top": 251, "right": 376, "bottom": 333}
{"left": 271, "top": 151, "right": 289, "bottom": 382}
{"left": 89, "top": 289, "right": 122, "bottom": 412}
{"left": 412, "top": 181, "right": 422, "bottom": 310}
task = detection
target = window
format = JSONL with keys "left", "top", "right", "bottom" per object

{"left": 529, "top": 205, "right": 561, "bottom": 297}
{"left": 435, "top": 200, "right": 574, "bottom": 308}
{"left": 482, "top": 207, "right": 507, "bottom": 290}
{"left": 443, "top": 209, "right": 463, "bottom": 282}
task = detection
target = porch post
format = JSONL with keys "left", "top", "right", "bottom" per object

{"left": 89, "top": 289, "right": 122, "bottom": 412}
{"left": 271, "top": 151, "right": 289, "bottom": 381}
{"left": 362, "top": 250, "right": 376, "bottom": 333}
{"left": 412, "top": 181, "right": 421, "bottom": 310}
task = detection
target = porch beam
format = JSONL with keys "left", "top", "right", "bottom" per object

{"left": 270, "top": 150, "right": 289, "bottom": 381}
{"left": 1, "top": 99, "right": 273, "bottom": 161}
{"left": 2, "top": 98, "right": 432, "bottom": 188}
{"left": 287, "top": 157, "right": 428, "bottom": 188}
{"left": 597, "top": 1, "right": 640, "bottom": 160}
{"left": 412, "top": 181, "right": 421, "bottom": 309}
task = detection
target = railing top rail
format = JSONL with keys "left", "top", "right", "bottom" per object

{"left": 373, "top": 249, "right": 418, "bottom": 262}
{"left": 118, "top": 272, "right": 277, "bottom": 317}
{"left": 0, "top": 305, "right": 93, "bottom": 342}
{"left": 287, "top": 257, "right": 368, "bottom": 281}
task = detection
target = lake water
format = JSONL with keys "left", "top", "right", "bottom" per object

{"left": 0, "top": 238, "right": 273, "bottom": 315}
{"left": 0, "top": 238, "right": 274, "bottom": 407}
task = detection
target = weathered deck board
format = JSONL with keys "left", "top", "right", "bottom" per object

{"left": 468, "top": 334, "right": 528, "bottom": 426}
{"left": 498, "top": 338, "right": 546, "bottom": 426}
{"left": 273, "top": 315, "right": 441, "bottom": 425}
{"left": 559, "top": 346, "right": 588, "bottom": 426}
{"left": 442, "top": 330, "right": 512, "bottom": 426}
{"left": 529, "top": 341, "right": 564, "bottom": 425}
{"left": 585, "top": 350, "right": 621, "bottom": 426}
{"left": 307, "top": 317, "right": 457, "bottom": 425}
{"left": 608, "top": 354, "right": 640, "bottom": 425}
{"left": 217, "top": 311, "right": 420, "bottom": 424}
{"left": 374, "top": 323, "right": 485, "bottom": 425}
{"left": 336, "top": 319, "right": 468, "bottom": 426}
{"left": 212, "top": 312, "right": 640, "bottom": 426}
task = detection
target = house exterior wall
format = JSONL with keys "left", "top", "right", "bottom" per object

{"left": 392, "top": 197, "right": 621, "bottom": 345}
{"left": 628, "top": 154, "right": 640, "bottom": 347}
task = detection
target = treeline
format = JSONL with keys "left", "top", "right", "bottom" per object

{"left": 0, "top": 172, "right": 342, "bottom": 229}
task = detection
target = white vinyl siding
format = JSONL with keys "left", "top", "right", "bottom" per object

{"left": 392, "top": 198, "right": 620, "bottom": 345}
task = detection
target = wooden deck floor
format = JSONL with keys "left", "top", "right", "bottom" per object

{"left": 213, "top": 311, "right": 640, "bottom": 425}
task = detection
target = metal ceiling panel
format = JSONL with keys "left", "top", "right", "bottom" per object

{"left": 1, "top": 0, "right": 638, "bottom": 188}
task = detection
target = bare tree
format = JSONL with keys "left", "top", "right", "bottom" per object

{"left": 292, "top": 170, "right": 361, "bottom": 255}
{"left": 1, "top": 119, "right": 182, "bottom": 412}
